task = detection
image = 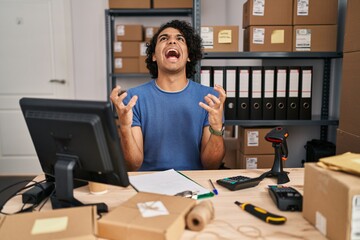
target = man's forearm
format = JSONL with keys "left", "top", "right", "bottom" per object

{"left": 119, "top": 127, "right": 143, "bottom": 171}
{"left": 201, "top": 135, "right": 225, "bottom": 169}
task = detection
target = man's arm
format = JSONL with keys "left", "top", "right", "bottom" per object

{"left": 199, "top": 84, "right": 227, "bottom": 169}
{"left": 200, "top": 126, "right": 225, "bottom": 169}
{"left": 110, "top": 86, "right": 144, "bottom": 171}
{"left": 118, "top": 125, "right": 144, "bottom": 171}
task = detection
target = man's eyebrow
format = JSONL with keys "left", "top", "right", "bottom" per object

{"left": 157, "top": 33, "right": 185, "bottom": 39}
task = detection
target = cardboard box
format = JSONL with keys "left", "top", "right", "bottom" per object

{"left": 242, "top": 0, "right": 293, "bottom": 28}
{"left": 303, "top": 163, "right": 360, "bottom": 240}
{"left": 201, "top": 26, "right": 239, "bottom": 52}
{"left": 293, "top": 25, "right": 337, "bottom": 52}
{"left": 114, "top": 41, "right": 141, "bottom": 57}
{"left": 97, "top": 192, "right": 196, "bottom": 240}
{"left": 153, "top": 0, "right": 192, "bottom": 9}
{"left": 109, "top": 0, "right": 151, "bottom": 9}
{"left": 116, "top": 24, "right": 144, "bottom": 42}
{"left": 238, "top": 153, "right": 278, "bottom": 169}
{"left": 0, "top": 206, "right": 97, "bottom": 240}
{"left": 238, "top": 127, "right": 274, "bottom": 154}
{"left": 138, "top": 42, "right": 148, "bottom": 73}
{"left": 339, "top": 51, "right": 360, "bottom": 136}
{"left": 243, "top": 26, "right": 292, "bottom": 52}
{"left": 343, "top": 0, "right": 360, "bottom": 52}
{"left": 293, "top": 0, "right": 338, "bottom": 25}
{"left": 114, "top": 57, "right": 139, "bottom": 73}
{"left": 336, "top": 129, "right": 360, "bottom": 154}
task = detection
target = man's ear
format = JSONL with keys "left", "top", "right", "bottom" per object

{"left": 152, "top": 54, "right": 156, "bottom": 62}
{"left": 187, "top": 57, "right": 190, "bottom": 62}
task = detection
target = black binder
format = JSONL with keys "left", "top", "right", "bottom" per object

{"left": 237, "top": 67, "right": 250, "bottom": 120}
{"left": 200, "top": 66, "right": 212, "bottom": 87}
{"left": 213, "top": 67, "right": 225, "bottom": 88}
{"left": 287, "top": 67, "right": 300, "bottom": 120}
{"left": 299, "top": 66, "right": 313, "bottom": 120}
{"left": 275, "top": 67, "right": 288, "bottom": 120}
{"left": 250, "top": 67, "right": 262, "bottom": 120}
{"left": 224, "top": 67, "right": 237, "bottom": 120}
{"left": 262, "top": 67, "right": 275, "bottom": 120}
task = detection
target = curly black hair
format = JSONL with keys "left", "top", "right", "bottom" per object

{"left": 145, "top": 20, "right": 203, "bottom": 79}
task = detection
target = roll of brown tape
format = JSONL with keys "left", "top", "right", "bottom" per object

{"left": 186, "top": 200, "right": 215, "bottom": 231}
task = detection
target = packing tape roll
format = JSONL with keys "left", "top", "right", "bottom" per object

{"left": 186, "top": 200, "right": 215, "bottom": 231}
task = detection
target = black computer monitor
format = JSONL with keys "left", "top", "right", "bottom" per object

{"left": 19, "top": 97, "right": 130, "bottom": 213}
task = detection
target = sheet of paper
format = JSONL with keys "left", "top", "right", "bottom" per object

{"left": 129, "top": 169, "right": 211, "bottom": 197}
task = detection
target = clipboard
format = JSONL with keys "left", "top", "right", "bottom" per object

{"left": 129, "top": 169, "right": 214, "bottom": 199}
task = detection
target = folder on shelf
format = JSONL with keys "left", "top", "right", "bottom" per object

{"left": 200, "top": 66, "right": 212, "bottom": 87}
{"left": 299, "top": 66, "right": 313, "bottom": 120}
{"left": 287, "top": 67, "right": 300, "bottom": 120}
{"left": 213, "top": 67, "right": 225, "bottom": 88}
{"left": 250, "top": 67, "right": 263, "bottom": 120}
{"left": 262, "top": 67, "right": 275, "bottom": 120}
{"left": 237, "top": 67, "right": 250, "bottom": 120}
{"left": 224, "top": 67, "right": 237, "bottom": 120}
{"left": 275, "top": 67, "right": 288, "bottom": 120}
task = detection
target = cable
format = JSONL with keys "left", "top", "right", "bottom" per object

{"left": 0, "top": 180, "right": 47, "bottom": 215}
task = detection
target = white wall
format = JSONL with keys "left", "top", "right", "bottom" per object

{"left": 71, "top": 0, "right": 107, "bottom": 101}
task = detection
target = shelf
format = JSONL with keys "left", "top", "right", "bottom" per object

{"left": 203, "top": 52, "right": 343, "bottom": 60}
{"left": 110, "top": 73, "right": 150, "bottom": 78}
{"left": 225, "top": 116, "right": 339, "bottom": 127}
{"left": 106, "top": 9, "right": 193, "bottom": 17}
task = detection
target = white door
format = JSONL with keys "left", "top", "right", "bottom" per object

{"left": 0, "top": 0, "right": 74, "bottom": 174}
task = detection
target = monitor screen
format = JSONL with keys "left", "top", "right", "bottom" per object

{"left": 20, "top": 97, "right": 130, "bottom": 212}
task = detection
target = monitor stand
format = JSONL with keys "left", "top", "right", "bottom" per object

{"left": 50, "top": 154, "right": 108, "bottom": 214}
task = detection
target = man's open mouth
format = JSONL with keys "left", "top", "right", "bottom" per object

{"left": 165, "top": 49, "right": 180, "bottom": 58}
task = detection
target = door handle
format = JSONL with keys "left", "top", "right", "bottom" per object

{"left": 49, "top": 79, "right": 66, "bottom": 84}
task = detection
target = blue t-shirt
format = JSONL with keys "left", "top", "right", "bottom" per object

{"left": 124, "top": 80, "right": 218, "bottom": 171}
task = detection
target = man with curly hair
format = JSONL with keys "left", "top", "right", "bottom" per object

{"left": 110, "top": 20, "right": 226, "bottom": 171}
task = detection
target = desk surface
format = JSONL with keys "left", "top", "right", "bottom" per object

{"left": 2, "top": 168, "right": 326, "bottom": 240}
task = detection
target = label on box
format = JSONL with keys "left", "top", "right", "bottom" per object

{"left": 146, "top": 27, "right": 154, "bottom": 39}
{"left": 115, "top": 58, "right": 123, "bottom": 69}
{"left": 114, "top": 42, "right": 122, "bottom": 52}
{"left": 252, "top": 0, "right": 265, "bottom": 16}
{"left": 297, "top": 0, "right": 309, "bottom": 16}
{"left": 137, "top": 201, "right": 169, "bottom": 218}
{"left": 201, "top": 27, "right": 214, "bottom": 49}
{"left": 116, "top": 25, "right": 125, "bottom": 36}
{"left": 253, "top": 28, "right": 265, "bottom": 44}
{"left": 246, "top": 157, "right": 258, "bottom": 169}
{"left": 218, "top": 30, "right": 232, "bottom": 44}
{"left": 247, "top": 131, "right": 259, "bottom": 147}
{"left": 140, "top": 42, "right": 147, "bottom": 56}
{"left": 315, "top": 211, "right": 327, "bottom": 236}
{"left": 271, "top": 30, "right": 285, "bottom": 44}
{"left": 31, "top": 217, "right": 68, "bottom": 235}
{"left": 351, "top": 195, "right": 360, "bottom": 240}
{"left": 296, "top": 29, "right": 311, "bottom": 51}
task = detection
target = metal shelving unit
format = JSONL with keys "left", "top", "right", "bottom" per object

{"left": 105, "top": 1, "right": 201, "bottom": 98}
{"left": 104, "top": 1, "right": 343, "bottom": 141}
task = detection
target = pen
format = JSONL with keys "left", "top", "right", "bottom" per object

{"left": 234, "top": 201, "right": 286, "bottom": 225}
{"left": 209, "top": 179, "right": 218, "bottom": 195}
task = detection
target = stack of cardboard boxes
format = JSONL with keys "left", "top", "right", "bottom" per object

{"left": 237, "top": 127, "right": 278, "bottom": 169}
{"left": 243, "top": 0, "right": 338, "bottom": 52}
{"left": 336, "top": 0, "right": 360, "bottom": 153}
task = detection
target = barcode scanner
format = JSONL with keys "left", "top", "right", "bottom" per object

{"left": 262, "top": 127, "right": 290, "bottom": 184}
